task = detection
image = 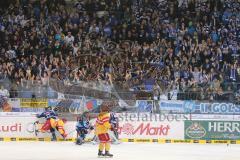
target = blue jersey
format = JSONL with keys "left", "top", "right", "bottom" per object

{"left": 37, "top": 110, "right": 58, "bottom": 119}
{"left": 110, "top": 113, "right": 118, "bottom": 128}
{"left": 76, "top": 117, "right": 90, "bottom": 131}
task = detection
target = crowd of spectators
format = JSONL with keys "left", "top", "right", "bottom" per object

{"left": 0, "top": 0, "right": 239, "bottom": 101}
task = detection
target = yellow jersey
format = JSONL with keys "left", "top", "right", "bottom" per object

{"left": 95, "top": 112, "right": 111, "bottom": 135}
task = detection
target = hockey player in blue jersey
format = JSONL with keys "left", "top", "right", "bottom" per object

{"left": 37, "top": 106, "right": 58, "bottom": 119}
{"left": 109, "top": 112, "right": 120, "bottom": 144}
{"left": 76, "top": 112, "right": 94, "bottom": 145}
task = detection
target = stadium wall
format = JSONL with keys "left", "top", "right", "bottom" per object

{"left": 0, "top": 112, "right": 240, "bottom": 144}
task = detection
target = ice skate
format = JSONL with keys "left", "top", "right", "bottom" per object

{"left": 76, "top": 137, "right": 84, "bottom": 145}
{"left": 104, "top": 151, "right": 113, "bottom": 158}
{"left": 98, "top": 150, "right": 104, "bottom": 158}
{"left": 51, "top": 133, "right": 57, "bottom": 141}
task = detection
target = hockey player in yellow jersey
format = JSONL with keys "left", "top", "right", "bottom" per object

{"left": 95, "top": 101, "right": 113, "bottom": 157}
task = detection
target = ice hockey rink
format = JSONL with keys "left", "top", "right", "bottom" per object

{"left": 1, "top": 142, "right": 240, "bottom": 160}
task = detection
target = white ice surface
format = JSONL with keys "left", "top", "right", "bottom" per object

{"left": 0, "top": 142, "right": 240, "bottom": 160}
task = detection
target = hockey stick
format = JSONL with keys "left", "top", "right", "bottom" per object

{"left": 33, "top": 121, "right": 39, "bottom": 136}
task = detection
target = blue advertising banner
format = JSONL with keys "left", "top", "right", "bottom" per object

{"left": 193, "top": 102, "right": 240, "bottom": 114}
{"left": 136, "top": 100, "right": 153, "bottom": 112}
{"left": 158, "top": 100, "right": 194, "bottom": 113}
{"left": 19, "top": 108, "right": 45, "bottom": 112}
{"left": 159, "top": 100, "right": 240, "bottom": 114}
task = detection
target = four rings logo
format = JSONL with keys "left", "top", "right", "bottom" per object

{"left": 26, "top": 122, "right": 43, "bottom": 134}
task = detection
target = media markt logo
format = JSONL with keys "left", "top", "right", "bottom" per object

{"left": 186, "top": 122, "right": 206, "bottom": 139}
{"left": 120, "top": 123, "right": 170, "bottom": 136}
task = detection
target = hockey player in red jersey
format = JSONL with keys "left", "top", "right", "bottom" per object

{"left": 36, "top": 106, "right": 67, "bottom": 140}
{"left": 36, "top": 106, "right": 58, "bottom": 140}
